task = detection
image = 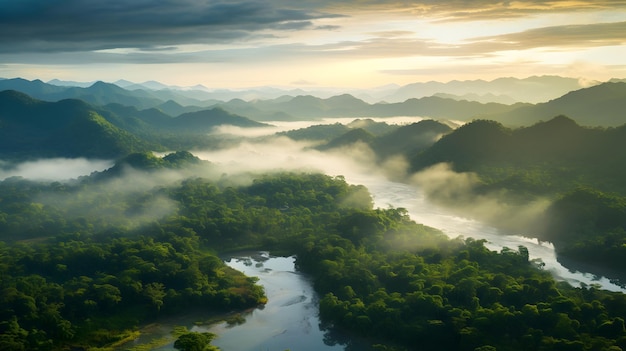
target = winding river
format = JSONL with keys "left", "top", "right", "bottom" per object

{"left": 206, "top": 253, "right": 369, "bottom": 351}
{"left": 348, "top": 173, "right": 625, "bottom": 293}
{"left": 146, "top": 172, "right": 625, "bottom": 351}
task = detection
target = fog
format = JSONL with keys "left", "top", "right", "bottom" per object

{"left": 0, "top": 158, "right": 113, "bottom": 181}
{"left": 410, "top": 163, "right": 551, "bottom": 233}
{"left": 0, "top": 117, "right": 545, "bottom": 238}
{"left": 192, "top": 136, "right": 383, "bottom": 184}
{"left": 3, "top": 117, "right": 624, "bottom": 290}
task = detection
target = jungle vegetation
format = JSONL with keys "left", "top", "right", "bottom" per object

{"left": 1, "top": 152, "right": 626, "bottom": 350}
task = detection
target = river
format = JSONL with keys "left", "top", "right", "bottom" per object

{"left": 8, "top": 117, "right": 626, "bottom": 350}
{"left": 347, "top": 173, "right": 625, "bottom": 292}
{"left": 158, "top": 166, "right": 624, "bottom": 351}
{"left": 206, "top": 252, "right": 371, "bottom": 351}
{"left": 149, "top": 252, "right": 371, "bottom": 351}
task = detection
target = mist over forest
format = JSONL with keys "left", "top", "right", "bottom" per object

{"left": 2, "top": 76, "right": 626, "bottom": 351}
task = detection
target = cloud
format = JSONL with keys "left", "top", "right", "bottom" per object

{"left": 467, "top": 21, "right": 626, "bottom": 51}
{"left": 410, "top": 163, "right": 550, "bottom": 233}
{"left": 333, "top": 1, "right": 626, "bottom": 21}
{"left": 191, "top": 135, "right": 382, "bottom": 183}
{"left": 0, "top": 158, "right": 113, "bottom": 182}
{"left": 0, "top": 0, "right": 343, "bottom": 53}
{"left": 2, "top": 0, "right": 622, "bottom": 56}
{"left": 35, "top": 166, "right": 191, "bottom": 229}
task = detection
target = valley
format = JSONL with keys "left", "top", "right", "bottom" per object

{"left": 2, "top": 76, "right": 626, "bottom": 350}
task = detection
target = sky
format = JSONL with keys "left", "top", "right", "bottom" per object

{"left": 0, "top": 0, "right": 625, "bottom": 89}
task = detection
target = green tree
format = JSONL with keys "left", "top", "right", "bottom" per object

{"left": 173, "top": 332, "right": 219, "bottom": 351}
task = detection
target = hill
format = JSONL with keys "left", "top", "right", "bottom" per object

{"left": 372, "top": 120, "right": 453, "bottom": 160}
{"left": 490, "top": 82, "right": 626, "bottom": 127}
{"left": 0, "top": 78, "right": 165, "bottom": 109}
{"left": 316, "top": 128, "right": 376, "bottom": 151}
{"left": 410, "top": 116, "right": 626, "bottom": 194}
{"left": 0, "top": 90, "right": 156, "bottom": 159}
{"left": 172, "top": 108, "right": 268, "bottom": 132}
{"left": 386, "top": 75, "right": 591, "bottom": 103}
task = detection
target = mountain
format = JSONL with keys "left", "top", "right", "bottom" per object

{"left": 99, "top": 103, "right": 172, "bottom": 135}
{"left": 0, "top": 90, "right": 157, "bottom": 159}
{"left": 305, "top": 119, "right": 453, "bottom": 162}
{"left": 345, "top": 119, "right": 398, "bottom": 136}
{"left": 366, "top": 96, "right": 523, "bottom": 120}
{"left": 155, "top": 100, "right": 204, "bottom": 116}
{"left": 248, "top": 94, "right": 370, "bottom": 119}
{"left": 372, "top": 120, "right": 453, "bottom": 160}
{"left": 409, "top": 116, "right": 626, "bottom": 193}
{"left": 0, "top": 78, "right": 67, "bottom": 97}
{"left": 93, "top": 151, "right": 208, "bottom": 179}
{"left": 216, "top": 98, "right": 294, "bottom": 121}
{"left": 100, "top": 103, "right": 269, "bottom": 135}
{"left": 316, "top": 128, "right": 376, "bottom": 151}
{"left": 433, "top": 92, "right": 518, "bottom": 105}
{"left": 492, "top": 82, "right": 626, "bottom": 127}
{"left": 385, "top": 76, "right": 594, "bottom": 103}
{"left": 123, "top": 76, "right": 591, "bottom": 104}
{"left": 219, "top": 94, "right": 520, "bottom": 121}
{"left": 0, "top": 78, "right": 164, "bottom": 109}
{"left": 278, "top": 123, "right": 351, "bottom": 142}
{"left": 410, "top": 119, "right": 512, "bottom": 172}
{"left": 172, "top": 107, "right": 268, "bottom": 132}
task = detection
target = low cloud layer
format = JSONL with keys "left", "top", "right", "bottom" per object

{"left": 0, "top": 158, "right": 113, "bottom": 182}
{"left": 410, "top": 163, "right": 550, "bottom": 233}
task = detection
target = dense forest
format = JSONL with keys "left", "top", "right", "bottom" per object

{"left": 1, "top": 152, "right": 626, "bottom": 350}
{"left": 409, "top": 116, "right": 626, "bottom": 280}
{"left": 2, "top": 79, "right": 626, "bottom": 350}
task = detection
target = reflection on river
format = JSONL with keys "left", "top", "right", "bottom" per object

{"left": 204, "top": 252, "right": 373, "bottom": 351}
{"left": 148, "top": 252, "right": 368, "bottom": 351}
{"left": 206, "top": 253, "right": 332, "bottom": 350}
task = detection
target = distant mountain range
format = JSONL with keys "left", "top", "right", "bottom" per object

{"left": 2, "top": 77, "right": 624, "bottom": 127}
{"left": 485, "top": 82, "right": 626, "bottom": 127}
{"left": 1, "top": 75, "right": 601, "bottom": 106}
{"left": 1, "top": 76, "right": 626, "bottom": 160}
{"left": 0, "top": 90, "right": 155, "bottom": 159}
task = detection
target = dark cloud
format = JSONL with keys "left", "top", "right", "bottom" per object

{"left": 0, "top": 0, "right": 623, "bottom": 69}
{"left": 0, "top": 0, "right": 342, "bottom": 53}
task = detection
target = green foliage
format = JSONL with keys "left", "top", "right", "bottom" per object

{"left": 411, "top": 116, "right": 626, "bottom": 195}
{"left": 316, "top": 128, "right": 375, "bottom": 151}
{"left": 543, "top": 187, "right": 626, "bottom": 275}
{"left": 409, "top": 116, "right": 626, "bottom": 276}
{"left": 174, "top": 332, "right": 219, "bottom": 351}
{"left": 0, "top": 90, "right": 159, "bottom": 159}
{"left": 2, "top": 158, "right": 626, "bottom": 351}
{"left": 0, "top": 169, "right": 370, "bottom": 349}
{"left": 298, "top": 223, "right": 626, "bottom": 351}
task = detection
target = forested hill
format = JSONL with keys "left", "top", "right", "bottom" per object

{"left": 409, "top": 115, "right": 626, "bottom": 280}
{"left": 411, "top": 116, "right": 626, "bottom": 194}
{"left": 0, "top": 90, "right": 270, "bottom": 159}
{"left": 2, "top": 154, "right": 626, "bottom": 351}
{"left": 486, "top": 82, "right": 626, "bottom": 127}
{"left": 0, "top": 90, "right": 156, "bottom": 159}
{"left": 282, "top": 119, "right": 453, "bottom": 164}
{"left": 2, "top": 78, "right": 625, "bottom": 127}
